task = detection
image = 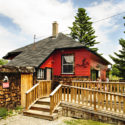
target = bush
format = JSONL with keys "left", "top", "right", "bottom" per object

{"left": 0, "top": 108, "right": 8, "bottom": 118}
{"left": 15, "top": 105, "right": 23, "bottom": 111}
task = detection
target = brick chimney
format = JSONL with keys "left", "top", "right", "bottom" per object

{"left": 52, "top": 21, "right": 58, "bottom": 37}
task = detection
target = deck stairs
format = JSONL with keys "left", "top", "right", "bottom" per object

{"left": 23, "top": 97, "right": 62, "bottom": 120}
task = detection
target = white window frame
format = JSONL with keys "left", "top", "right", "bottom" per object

{"left": 62, "top": 55, "right": 74, "bottom": 74}
{"left": 37, "top": 69, "right": 44, "bottom": 79}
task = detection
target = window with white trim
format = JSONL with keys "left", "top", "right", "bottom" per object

{"left": 37, "top": 69, "right": 44, "bottom": 79}
{"left": 62, "top": 55, "right": 74, "bottom": 74}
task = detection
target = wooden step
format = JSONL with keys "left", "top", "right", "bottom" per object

{"left": 31, "top": 104, "right": 50, "bottom": 112}
{"left": 23, "top": 110, "right": 58, "bottom": 121}
{"left": 31, "top": 104, "right": 62, "bottom": 113}
{"left": 36, "top": 98, "right": 50, "bottom": 105}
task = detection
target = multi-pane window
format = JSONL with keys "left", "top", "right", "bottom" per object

{"left": 37, "top": 69, "right": 44, "bottom": 79}
{"left": 62, "top": 55, "right": 74, "bottom": 74}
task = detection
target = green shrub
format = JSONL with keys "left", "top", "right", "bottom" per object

{"left": 8, "top": 109, "right": 13, "bottom": 116}
{"left": 0, "top": 108, "right": 8, "bottom": 118}
{"left": 15, "top": 106, "right": 23, "bottom": 110}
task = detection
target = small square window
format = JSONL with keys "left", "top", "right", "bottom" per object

{"left": 37, "top": 69, "right": 44, "bottom": 79}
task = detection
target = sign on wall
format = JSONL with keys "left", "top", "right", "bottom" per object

{"left": 3, "top": 82, "right": 9, "bottom": 88}
{"left": 3, "top": 76, "right": 9, "bottom": 88}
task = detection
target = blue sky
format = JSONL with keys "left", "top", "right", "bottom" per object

{"left": 0, "top": 0, "right": 125, "bottom": 64}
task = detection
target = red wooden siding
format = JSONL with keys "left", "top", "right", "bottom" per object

{"left": 40, "top": 56, "right": 53, "bottom": 69}
{"left": 39, "top": 48, "right": 108, "bottom": 79}
{"left": 90, "top": 53, "right": 108, "bottom": 80}
{"left": 53, "top": 49, "right": 91, "bottom": 76}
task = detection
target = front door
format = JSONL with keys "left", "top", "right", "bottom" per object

{"left": 91, "top": 70, "right": 98, "bottom": 81}
{"left": 21, "top": 74, "right": 33, "bottom": 107}
{"left": 46, "top": 68, "right": 52, "bottom": 80}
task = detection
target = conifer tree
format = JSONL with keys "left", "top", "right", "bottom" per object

{"left": 110, "top": 19, "right": 125, "bottom": 78}
{"left": 0, "top": 59, "right": 8, "bottom": 65}
{"left": 69, "top": 8, "right": 99, "bottom": 52}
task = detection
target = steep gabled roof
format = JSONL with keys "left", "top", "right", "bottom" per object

{"left": 3, "top": 33, "right": 111, "bottom": 67}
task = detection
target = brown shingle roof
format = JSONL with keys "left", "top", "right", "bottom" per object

{"left": 3, "top": 33, "right": 111, "bottom": 67}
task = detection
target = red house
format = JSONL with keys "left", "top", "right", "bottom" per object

{"left": 3, "top": 22, "right": 111, "bottom": 85}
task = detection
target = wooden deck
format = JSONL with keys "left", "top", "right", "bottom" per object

{"left": 24, "top": 80, "right": 125, "bottom": 123}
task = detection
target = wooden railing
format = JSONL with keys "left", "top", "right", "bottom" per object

{"left": 50, "top": 83, "right": 125, "bottom": 115}
{"left": 72, "top": 81, "right": 125, "bottom": 93}
{"left": 25, "top": 80, "right": 51, "bottom": 110}
{"left": 62, "top": 85, "right": 125, "bottom": 115}
{"left": 50, "top": 84, "right": 62, "bottom": 115}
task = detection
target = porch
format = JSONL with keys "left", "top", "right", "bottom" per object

{"left": 23, "top": 80, "right": 125, "bottom": 124}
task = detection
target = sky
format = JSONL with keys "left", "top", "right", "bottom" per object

{"left": 0, "top": 0, "right": 125, "bottom": 64}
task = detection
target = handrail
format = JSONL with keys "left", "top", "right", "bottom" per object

{"left": 50, "top": 84, "right": 62, "bottom": 115}
{"left": 72, "top": 81, "right": 125, "bottom": 94}
{"left": 50, "top": 84, "right": 62, "bottom": 96}
{"left": 26, "top": 83, "right": 39, "bottom": 94}
{"left": 72, "top": 80, "right": 125, "bottom": 84}
{"left": 37, "top": 80, "right": 51, "bottom": 82}
{"left": 63, "top": 85, "right": 125, "bottom": 97}
{"left": 25, "top": 80, "right": 52, "bottom": 110}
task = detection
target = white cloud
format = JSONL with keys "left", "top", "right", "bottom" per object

{"left": 0, "top": 25, "right": 30, "bottom": 58}
{"left": 0, "top": 0, "right": 76, "bottom": 58}
{"left": 0, "top": 0, "right": 124, "bottom": 64}
{"left": 86, "top": 0, "right": 125, "bottom": 63}
{"left": 0, "top": 0, "right": 75, "bottom": 36}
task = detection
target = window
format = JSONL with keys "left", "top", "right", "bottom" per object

{"left": 37, "top": 69, "right": 44, "bottom": 79}
{"left": 62, "top": 55, "right": 74, "bottom": 74}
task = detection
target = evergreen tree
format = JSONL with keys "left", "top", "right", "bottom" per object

{"left": 111, "top": 64, "right": 120, "bottom": 76}
{"left": 0, "top": 59, "right": 8, "bottom": 65}
{"left": 110, "top": 38, "right": 125, "bottom": 78}
{"left": 69, "top": 8, "right": 99, "bottom": 52}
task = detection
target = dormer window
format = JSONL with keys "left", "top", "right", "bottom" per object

{"left": 62, "top": 55, "right": 74, "bottom": 74}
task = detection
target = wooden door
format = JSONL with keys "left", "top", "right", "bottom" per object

{"left": 91, "top": 70, "right": 98, "bottom": 81}
{"left": 21, "top": 73, "right": 33, "bottom": 107}
{"left": 46, "top": 68, "right": 52, "bottom": 80}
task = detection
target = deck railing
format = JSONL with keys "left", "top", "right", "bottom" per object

{"left": 50, "top": 83, "right": 125, "bottom": 115}
{"left": 72, "top": 81, "right": 125, "bottom": 93}
{"left": 62, "top": 85, "right": 125, "bottom": 115}
{"left": 25, "top": 80, "right": 51, "bottom": 110}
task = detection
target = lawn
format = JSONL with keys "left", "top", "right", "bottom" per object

{"left": 63, "top": 119, "right": 112, "bottom": 125}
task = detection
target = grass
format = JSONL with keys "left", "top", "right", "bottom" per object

{"left": 0, "top": 106, "right": 23, "bottom": 119}
{"left": 15, "top": 105, "right": 23, "bottom": 112}
{"left": 0, "top": 108, "right": 8, "bottom": 118}
{"left": 63, "top": 119, "right": 112, "bottom": 125}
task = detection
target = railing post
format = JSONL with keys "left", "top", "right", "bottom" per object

{"left": 25, "top": 93, "right": 28, "bottom": 110}
{"left": 123, "top": 96, "right": 125, "bottom": 114}
{"left": 60, "top": 81, "right": 63, "bottom": 85}
{"left": 94, "top": 90, "right": 97, "bottom": 111}
{"left": 50, "top": 96, "right": 53, "bottom": 115}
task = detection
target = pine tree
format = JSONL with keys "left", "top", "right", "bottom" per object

{"left": 110, "top": 38, "right": 125, "bottom": 78}
{"left": 0, "top": 59, "right": 8, "bottom": 65}
{"left": 69, "top": 8, "right": 99, "bottom": 52}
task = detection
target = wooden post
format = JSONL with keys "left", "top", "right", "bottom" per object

{"left": 118, "top": 96, "right": 121, "bottom": 112}
{"left": 26, "top": 94, "right": 28, "bottom": 110}
{"left": 114, "top": 95, "right": 117, "bottom": 112}
{"left": 50, "top": 96, "right": 53, "bottom": 115}
{"left": 94, "top": 91, "right": 96, "bottom": 111}
{"left": 106, "top": 93, "right": 108, "bottom": 110}
{"left": 110, "top": 94, "right": 112, "bottom": 111}
{"left": 123, "top": 97, "right": 125, "bottom": 114}
{"left": 117, "top": 83, "right": 119, "bottom": 93}
{"left": 98, "top": 92, "right": 100, "bottom": 109}
{"left": 67, "top": 87, "right": 69, "bottom": 102}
